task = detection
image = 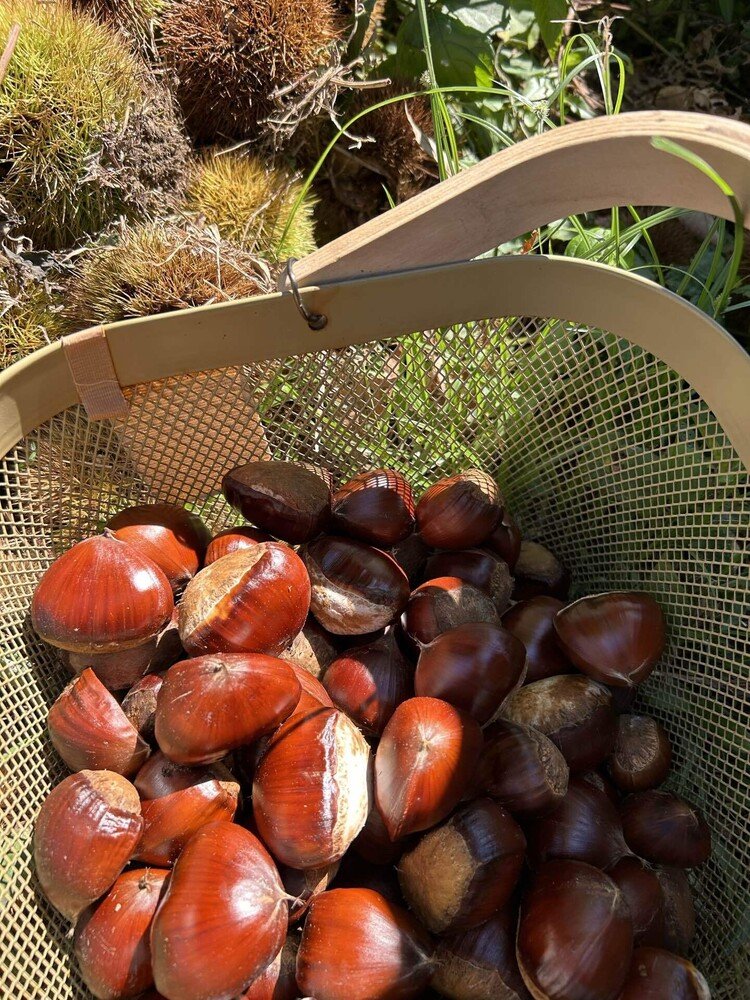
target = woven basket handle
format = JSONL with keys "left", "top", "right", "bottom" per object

{"left": 292, "top": 110, "right": 750, "bottom": 287}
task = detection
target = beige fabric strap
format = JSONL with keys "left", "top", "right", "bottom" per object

{"left": 61, "top": 327, "right": 130, "bottom": 420}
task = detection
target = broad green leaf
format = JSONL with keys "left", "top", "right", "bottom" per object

{"left": 427, "top": 12, "right": 496, "bottom": 88}
{"left": 439, "top": 0, "right": 507, "bottom": 35}
{"left": 530, "top": 0, "right": 569, "bottom": 56}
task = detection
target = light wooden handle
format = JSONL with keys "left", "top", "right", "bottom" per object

{"left": 293, "top": 111, "right": 750, "bottom": 287}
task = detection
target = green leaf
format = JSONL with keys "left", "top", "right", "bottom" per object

{"left": 439, "top": 0, "right": 507, "bottom": 35}
{"left": 530, "top": 0, "right": 568, "bottom": 57}
{"left": 427, "top": 11, "right": 496, "bottom": 88}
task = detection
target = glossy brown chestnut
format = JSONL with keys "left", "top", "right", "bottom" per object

{"left": 352, "top": 789, "right": 405, "bottom": 865}
{"left": 134, "top": 750, "right": 235, "bottom": 800}
{"left": 287, "top": 661, "right": 334, "bottom": 718}
{"left": 239, "top": 933, "right": 300, "bottom": 1000}
{"left": 34, "top": 770, "right": 143, "bottom": 921}
{"left": 486, "top": 511, "right": 522, "bottom": 570}
{"left": 178, "top": 543, "right": 310, "bottom": 656}
{"left": 399, "top": 798, "right": 525, "bottom": 933}
{"left": 526, "top": 775, "right": 629, "bottom": 870}
{"left": 121, "top": 673, "right": 165, "bottom": 745}
{"left": 512, "top": 541, "right": 570, "bottom": 601}
{"left": 655, "top": 867, "right": 696, "bottom": 955}
{"left": 107, "top": 504, "right": 210, "bottom": 594}
{"left": 134, "top": 778, "right": 240, "bottom": 865}
{"left": 150, "top": 821, "right": 288, "bottom": 1000}
{"left": 578, "top": 769, "right": 621, "bottom": 808}
{"left": 609, "top": 856, "right": 665, "bottom": 946}
{"left": 155, "top": 652, "right": 300, "bottom": 764}
{"left": 297, "top": 888, "right": 434, "bottom": 1000}
{"left": 478, "top": 718, "right": 569, "bottom": 817}
{"left": 48, "top": 669, "right": 150, "bottom": 776}
{"left": 32, "top": 534, "right": 174, "bottom": 654}
{"left": 608, "top": 714, "right": 672, "bottom": 792}
{"left": 205, "top": 525, "right": 275, "bottom": 565}
{"left": 621, "top": 790, "right": 712, "bottom": 868}
{"left": 279, "top": 615, "right": 339, "bottom": 678}
{"left": 516, "top": 860, "right": 634, "bottom": 1000}
{"left": 375, "top": 696, "right": 483, "bottom": 840}
{"left": 402, "top": 576, "right": 500, "bottom": 647}
{"left": 415, "top": 470, "right": 503, "bottom": 550}
{"left": 554, "top": 591, "right": 666, "bottom": 688}
{"left": 253, "top": 707, "right": 370, "bottom": 868}
{"left": 501, "top": 596, "right": 571, "bottom": 683}
{"left": 222, "top": 459, "right": 332, "bottom": 543}
{"left": 501, "top": 674, "right": 616, "bottom": 772}
{"left": 302, "top": 536, "right": 410, "bottom": 635}
{"left": 330, "top": 469, "right": 415, "bottom": 547}
{"left": 618, "top": 947, "right": 711, "bottom": 999}
{"left": 390, "top": 531, "right": 431, "bottom": 587}
{"left": 324, "top": 629, "right": 414, "bottom": 736}
{"left": 424, "top": 548, "right": 513, "bottom": 611}
{"left": 68, "top": 643, "right": 156, "bottom": 692}
{"left": 432, "top": 909, "right": 531, "bottom": 1000}
{"left": 280, "top": 860, "right": 340, "bottom": 923}
{"left": 74, "top": 868, "right": 169, "bottom": 1000}
{"left": 415, "top": 622, "right": 525, "bottom": 725}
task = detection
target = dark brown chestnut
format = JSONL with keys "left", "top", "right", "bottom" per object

{"left": 32, "top": 534, "right": 173, "bottom": 654}
{"left": 279, "top": 616, "right": 339, "bottom": 678}
{"left": 609, "top": 856, "right": 665, "bottom": 946}
{"left": 205, "top": 525, "right": 275, "bottom": 565}
{"left": 478, "top": 718, "right": 569, "bottom": 817}
{"left": 402, "top": 576, "right": 500, "bottom": 647}
{"left": 297, "top": 888, "right": 434, "bottom": 1000}
{"left": 279, "top": 860, "right": 340, "bottom": 923}
{"left": 655, "top": 867, "right": 696, "bottom": 955}
{"left": 432, "top": 909, "right": 531, "bottom": 1000}
{"left": 415, "top": 622, "right": 525, "bottom": 725}
{"left": 134, "top": 750, "right": 235, "bottom": 800}
{"left": 620, "top": 790, "right": 712, "bottom": 868}
{"left": 416, "top": 470, "right": 503, "bottom": 550}
{"left": 352, "top": 767, "right": 405, "bottom": 865}
{"left": 516, "top": 860, "right": 634, "bottom": 1000}
{"left": 332, "top": 853, "right": 404, "bottom": 907}
{"left": 486, "top": 510, "right": 522, "bottom": 570}
{"left": 500, "top": 674, "right": 616, "bottom": 772}
{"left": 399, "top": 798, "right": 525, "bottom": 933}
{"left": 608, "top": 714, "right": 672, "bottom": 792}
{"left": 618, "top": 947, "right": 710, "bottom": 999}
{"left": 330, "top": 468, "right": 415, "bottom": 546}
{"left": 554, "top": 591, "right": 666, "bottom": 687}
{"left": 390, "top": 531, "right": 431, "bottom": 587}
{"left": 424, "top": 548, "right": 513, "bottom": 611}
{"left": 512, "top": 541, "right": 570, "bottom": 601}
{"left": 74, "top": 868, "right": 169, "bottom": 1000}
{"left": 501, "top": 596, "right": 571, "bottom": 683}
{"left": 578, "top": 769, "right": 621, "bottom": 808}
{"left": 222, "top": 459, "right": 332, "bottom": 543}
{"left": 121, "top": 672, "right": 165, "bottom": 745}
{"left": 302, "top": 536, "right": 410, "bottom": 635}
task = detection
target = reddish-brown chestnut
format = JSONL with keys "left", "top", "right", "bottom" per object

{"left": 287, "top": 660, "right": 334, "bottom": 718}
{"left": 253, "top": 707, "right": 370, "bottom": 868}
{"left": 399, "top": 798, "right": 525, "bottom": 933}
{"left": 74, "top": 868, "right": 169, "bottom": 1000}
{"left": 279, "top": 860, "right": 340, "bottom": 923}
{"left": 375, "top": 696, "right": 483, "bottom": 840}
{"left": 178, "top": 543, "right": 310, "bottom": 656}
{"left": 48, "top": 668, "right": 150, "bottom": 776}
{"left": 155, "top": 652, "right": 300, "bottom": 764}
{"left": 478, "top": 718, "right": 569, "bottom": 817}
{"left": 655, "top": 867, "right": 696, "bottom": 955}
{"left": 516, "top": 860, "right": 634, "bottom": 1000}
{"left": 416, "top": 470, "right": 503, "bottom": 550}
{"left": 238, "top": 933, "right": 300, "bottom": 1000}
{"left": 330, "top": 468, "right": 415, "bottom": 546}
{"left": 512, "top": 541, "right": 570, "bottom": 601}
{"left": 618, "top": 947, "right": 711, "bottom": 999}
{"left": 34, "top": 770, "right": 143, "bottom": 921}
{"left": 297, "top": 888, "right": 434, "bottom": 1000}
{"left": 609, "top": 856, "right": 665, "bottom": 946}
{"left": 621, "top": 790, "right": 712, "bottom": 868}
{"left": 134, "top": 750, "right": 235, "bottom": 800}
{"left": 121, "top": 672, "right": 165, "bottom": 745}
{"left": 608, "top": 714, "right": 672, "bottom": 792}
{"left": 486, "top": 510, "right": 522, "bottom": 570}
{"left": 279, "top": 616, "right": 339, "bottom": 678}
{"left": 205, "top": 525, "right": 275, "bottom": 565}
{"left": 424, "top": 548, "right": 513, "bottom": 611}
{"left": 402, "top": 576, "right": 500, "bottom": 647}
{"left": 352, "top": 771, "right": 405, "bottom": 865}
{"left": 501, "top": 596, "right": 571, "bottom": 683}
{"left": 32, "top": 534, "right": 173, "bottom": 654}
{"left": 554, "top": 592, "right": 666, "bottom": 687}
{"left": 415, "top": 622, "right": 525, "bottom": 725}
{"left": 501, "top": 674, "right": 616, "bottom": 772}
{"left": 432, "top": 909, "right": 531, "bottom": 1000}
{"left": 222, "top": 459, "right": 332, "bottom": 543}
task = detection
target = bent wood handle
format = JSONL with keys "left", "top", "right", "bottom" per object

{"left": 293, "top": 111, "right": 750, "bottom": 287}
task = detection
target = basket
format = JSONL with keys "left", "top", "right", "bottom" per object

{"left": 1, "top": 111, "right": 749, "bottom": 999}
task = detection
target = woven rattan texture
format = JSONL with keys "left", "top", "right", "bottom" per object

{"left": 0, "top": 318, "right": 748, "bottom": 998}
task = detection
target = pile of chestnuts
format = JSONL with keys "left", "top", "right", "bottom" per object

{"left": 31, "top": 461, "right": 714, "bottom": 1000}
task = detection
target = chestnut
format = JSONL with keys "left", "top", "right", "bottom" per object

{"left": 424, "top": 548, "right": 513, "bottom": 611}
{"left": 68, "top": 643, "right": 157, "bottom": 692}
{"left": 155, "top": 652, "right": 300, "bottom": 764}
{"left": 134, "top": 750, "right": 235, "bottom": 800}
{"left": 415, "top": 622, "right": 525, "bottom": 725}
{"left": 74, "top": 868, "right": 169, "bottom": 1000}
{"left": 222, "top": 459, "right": 331, "bottom": 543}
{"left": 279, "top": 860, "right": 340, "bottom": 923}
{"left": 332, "top": 853, "right": 404, "bottom": 907}
{"left": 352, "top": 776, "right": 405, "bottom": 865}
{"left": 375, "top": 696, "right": 483, "bottom": 840}
{"left": 279, "top": 616, "right": 339, "bottom": 678}
{"left": 618, "top": 947, "right": 710, "bottom": 999}
{"left": 621, "top": 790, "right": 712, "bottom": 868}
{"left": 330, "top": 468, "right": 415, "bottom": 546}
{"left": 107, "top": 503, "right": 210, "bottom": 595}
{"left": 297, "top": 888, "right": 434, "bottom": 1000}
{"left": 34, "top": 770, "right": 142, "bottom": 921}
{"left": 609, "top": 856, "right": 665, "bottom": 946}
{"left": 287, "top": 661, "right": 334, "bottom": 717}
{"left": 205, "top": 525, "right": 275, "bottom": 565}
{"left": 608, "top": 714, "right": 672, "bottom": 792}
{"left": 323, "top": 629, "right": 414, "bottom": 736}
{"left": 121, "top": 672, "right": 165, "bottom": 745}
{"left": 655, "top": 867, "right": 696, "bottom": 955}
{"left": 150, "top": 821, "right": 288, "bottom": 1000}
{"left": 516, "top": 860, "right": 634, "bottom": 1000}
{"left": 32, "top": 534, "right": 173, "bottom": 654}
{"left": 500, "top": 674, "right": 616, "bottom": 772}
{"left": 578, "top": 769, "right": 621, "bottom": 808}
{"left": 501, "top": 596, "right": 571, "bottom": 683}
{"left": 432, "top": 909, "right": 531, "bottom": 1000}
{"left": 554, "top": 591, "right": 665, "bottom": 687}
{"left": 402, "top": 576, "right": 500, "bottom": 647}
{"left": 415, "top": 470, "right": 503, "bottom": 550}
{"left": 478, "top": 718, "right": 569, "bottom": 817}
{"left": 178, "top": 542, "right": 310, "bottom": 656}
{"left": 512, "top": 541, "right": 570, "bottom": 600}
{"left": 486, "top": 510, "right": 522, "bottom": 570}
{"left": 253, "top": 707, "right": 370, "bottom": 868}
{"left": 525, "top": 775, "right": 629, "bottom": 870}
{"left": 390, "top": 531, "right": 431, "bottom": 587}
{"left": 399, "top": 798, "right": 525, "bottom": 933}
{"left": 48, "top": 668, "right": 150, "bottom": 776}
{"left": 239, "top": 933, "right": 299, "bottom": 1000}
